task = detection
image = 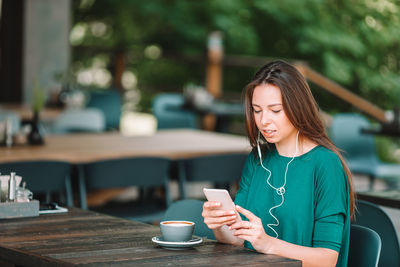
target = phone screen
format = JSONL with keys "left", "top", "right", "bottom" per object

{"left": 203, "top": 188, "right": 242, "bottom": 240}
{"left": 203, "top": 188, "right": 236, "bottom": 211}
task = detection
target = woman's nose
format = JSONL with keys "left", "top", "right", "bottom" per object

{"left": 260, "top": 111, "right": 270, "bottom": 125}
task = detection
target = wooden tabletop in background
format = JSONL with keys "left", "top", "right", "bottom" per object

{"left": 0, "top": 129, "right": 251, "bottom": 163}
{"left": 357, "top": 190, "right": 400, "bottom": 209}
{"left": 0, "top": 208, "right": 301, "bottom": 266}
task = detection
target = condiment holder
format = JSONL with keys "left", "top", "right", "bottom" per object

{"left": 0, "top": 172, "right": 39, "bottom": 219}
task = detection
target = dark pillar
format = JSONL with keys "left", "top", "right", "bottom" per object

{"left": 0, "top": 0, "right": 24, "bottom": 103}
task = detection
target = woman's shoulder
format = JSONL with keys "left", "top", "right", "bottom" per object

{"left": 309, "top": 146, "right": 347, "bottom": 184}
{"left": 242, "top": 149, "right": 258, "bottom": 168}
{"left": 301, "top": 146, "right": 344, "bottom": 173}
{"left": 304, "top": 145, "right": 339, "bottom": 161}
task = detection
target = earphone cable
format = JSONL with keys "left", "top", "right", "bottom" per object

{"left": 257, "top": 131, "right": 299, "bottom": 238}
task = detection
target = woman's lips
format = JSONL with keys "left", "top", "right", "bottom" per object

{"left": 262, "top": 129, "right": 276, "bottom": 138}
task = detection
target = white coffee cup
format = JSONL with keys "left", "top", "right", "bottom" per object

{"left": 160, "top": 221, "right": 195, "bottom": 242}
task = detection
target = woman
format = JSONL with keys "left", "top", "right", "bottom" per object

{"left": 202, "top": 60, "right": 355, "bottom": 267}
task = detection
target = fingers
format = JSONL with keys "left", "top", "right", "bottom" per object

{"left": 205, "top": 214, "right": 237, "bottom": 224}
{"left": 229, "top": 221, "right": 255, "bottom": 240}
{"left": 236, "top": 205, "right": 259, "bottom": 222}
{"left": 233, "top": 228, "right": 253, "bottom": 237}
{"left": 233, "top": 232, "right": 253, "bottom": 241}
{"left": 204, "top": 214, "right": 237, "bottom": 230}
{"left": 202, "top": 201, "right": 238, "bottom": 230}
{"left": 203, "top": 201, "right": 221, "bottom": 209}
{"left": 229, "top": 221, "right": 261, "bottom": 241}
{"left": 229, "top": 220, "right": 252, "bottom": 230}
{"left": 206, "top": 217, "right": 238, "bottom": 229}
{"left": 202, "top": 202, "right": 236, "bottom": 217}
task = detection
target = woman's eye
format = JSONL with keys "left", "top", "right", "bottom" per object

{"left": 272, "top": 110, "right": 281, "bottom": 113}
{"left": 253, "top": 109, "right": 262, "bottom": 114}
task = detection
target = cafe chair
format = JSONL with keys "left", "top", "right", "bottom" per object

{"left": 348, "top": 224, "right": 381, "bottom": 267}
{"left": 330, "top": 113, "right": 400, "bottom": 189}
{"left": 162, "top": 199, "right": 215, "bottom": 240}
{"left": 152, "top": 93, "right": 198, "bottom": 129}
{"left": 86, "top": 89, "right": 122, "bottom": 131}
{"left": 178, "top": 153, "right": 248, "bottom": 199}
{"left": 354, "top": 200, "right": 400, "bottom": 267}
{"left": 0, "top": 161, "right": 73, "bottom": 206}
{"left": 79, "top": 157, "right": 171, "bottom": 224}
{"left": 52, "top": 108, "right": 105, "bottom": 134}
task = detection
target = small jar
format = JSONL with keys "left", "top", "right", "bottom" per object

{"left": 16, "top": 187, "right": 33, "bottom": 202}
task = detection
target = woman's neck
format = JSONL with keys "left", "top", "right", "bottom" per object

{"left": 275, "top": 135, "right": 317, "bottom": 157}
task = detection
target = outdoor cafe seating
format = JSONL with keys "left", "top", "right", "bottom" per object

{"left": 177, "top": 153, "right": 248, "bottom": 199}
{"left": 0, "top": 160, "right": 73, "bottom": 207}
{"left": 330, "top": 113, "right": 400, "bottom": 189}
{"left": 348, "top": 224, "right": 381, "bottom": 267}
{"left": 1, "top": 105, "right": 399, "bottom": 266}
{"left": 152, "top": 93, "right": 198, "bottom": 129}
{"left": 78, "top": 156, "right": 172, "bottom": 223}
{"left": 86, "top": 89, "right": 122, "bottom": 131}
{"left": 52, "top": 108, "right": 105, "bottom": 134}
{"left": 354, "top": 200, "right": 400, "bottom": 267}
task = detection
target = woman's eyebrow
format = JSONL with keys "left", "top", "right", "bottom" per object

{"left": 252, "top": 103, "right": 282, "bottom": 108}
{"left": 268, "top": 103, "right": 282, "bottom": 108}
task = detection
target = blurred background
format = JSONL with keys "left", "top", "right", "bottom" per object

{"left": 1, "top": 0, "right": 400, "bottom": 162}
{"left": 1, "top": 0, "right": 400, "bottom": 243}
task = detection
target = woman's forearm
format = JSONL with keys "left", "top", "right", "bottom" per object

{"left": 264, "top": 238, "right": 338, "bottom": 267}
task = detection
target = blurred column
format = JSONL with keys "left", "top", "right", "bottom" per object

{"left": 206, "top": 31, "right": 223, "bottom": 98}
{"left": 111, "top": 50, "right": 125, "bottom": 93}
{"left": 0, "top": 0, "right": 24, "bottom": 102}
{"left": 204, "top": 31, "right": 223, "bottom": 131}
{"left": 22, "top": 0, "right": 71, "bottom": 105}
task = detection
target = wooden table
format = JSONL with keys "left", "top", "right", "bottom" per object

{"left": 0, "top": 129, "right": 251, "bottom": 207}
{"left": 0, "top": 129, "right": 251, "bottom": 163}
{"left": 357, "top": 190, "right": 400, "bottom": 209}
{"left": 0, "top": 208, "right": 301, "bottom": 266}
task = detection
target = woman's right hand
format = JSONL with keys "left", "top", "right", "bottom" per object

{"left": 202, "top": 201, "right": 238, "bottom": 230}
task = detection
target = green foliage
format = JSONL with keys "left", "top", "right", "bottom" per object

{"left": 71, "top": 0, "right": 400, "bottom": 113}
{"left": 32, "top": 80, "right": 46, "bottom": 113}
{"left": 376, "top": 136, "right": 400, "bottom": 163}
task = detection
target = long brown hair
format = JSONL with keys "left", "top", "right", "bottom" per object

{"left": 243, "top": 60, "right": 355, "bottom": 218}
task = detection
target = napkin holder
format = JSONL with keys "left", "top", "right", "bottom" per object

{"left": 0, "top": 200, "right": 39, "bottom": 219}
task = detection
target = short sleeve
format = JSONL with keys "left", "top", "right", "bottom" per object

{"left": 234, "top": 152, "right": 255, "bottom": 208}
{"left": 312, "top": 152, "right": 348, "bottom": 252}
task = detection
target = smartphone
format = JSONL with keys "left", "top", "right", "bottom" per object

{"left": 39, "top": 202, "right": 68, "bottom": 214}
{"left": 203, "top": 188, "right": 242, "bottom": 222}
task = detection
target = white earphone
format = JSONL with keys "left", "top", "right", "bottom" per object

{"left": 257, "top": 130, "right": 299, "bottom": 238}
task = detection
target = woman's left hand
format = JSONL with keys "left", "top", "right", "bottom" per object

{"left": 229, "top": 205, "right": 273, "bottom": 254}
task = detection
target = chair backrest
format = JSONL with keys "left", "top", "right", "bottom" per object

{"left": 178, "top": 153, "right": 247, "bottom": 198}
{"left": 80, "top": 157, "right": 171, "bottom": 208}
{"left": 330, "top": 113, "right": 378, "bottom": 163}
{"left": 354, "top": 200, "right": 400, "bottom": 267}
{"left": 53, "top": 108, "right": 105, "bottom": 134}
{"left": 348, "top": 224, "right": 381, "bottom": 267}
{"left": 152, "top": 93, "right": 197, "bottom": 129}
{"left": 86, "top": 90, "right": 122, "bottom": 130}
{"left": 162, "top": 199, "right": 215, "bottom": 240}
{"left": 0, "top": 161, "right": 73, "bottom": 206}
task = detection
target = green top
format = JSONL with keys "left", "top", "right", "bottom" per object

{"left": 234, "top": 146, "right": 350, "bottom": 267}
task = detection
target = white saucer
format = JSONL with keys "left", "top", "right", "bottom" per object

{"left": 152, "top": 236, "right": 203, "bottom": 249}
